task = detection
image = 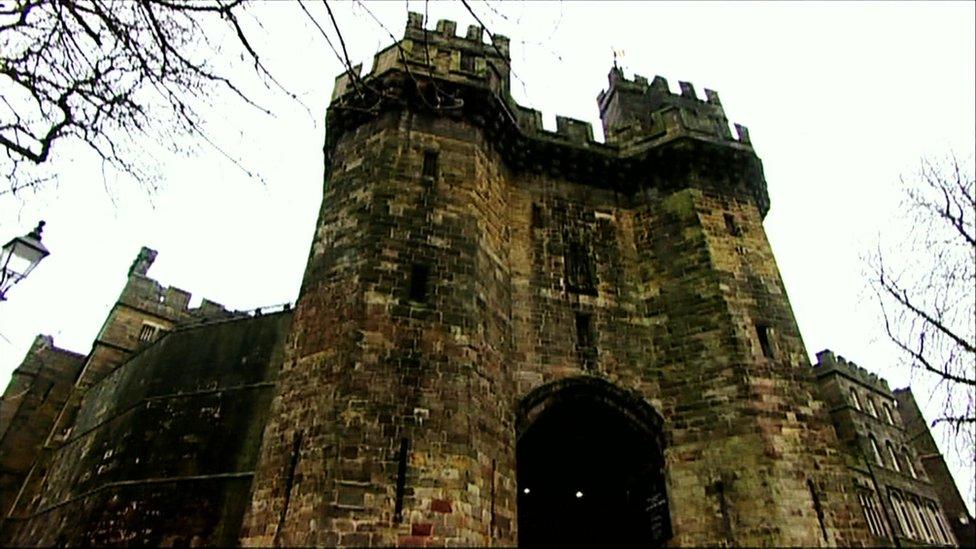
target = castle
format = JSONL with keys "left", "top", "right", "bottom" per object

{"left": 1, "top": 14, "right": 972, "bottom": 547}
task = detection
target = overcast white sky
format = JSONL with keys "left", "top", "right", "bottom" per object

{"left": 1, "top": 1, "right": 973, "bottom": 513}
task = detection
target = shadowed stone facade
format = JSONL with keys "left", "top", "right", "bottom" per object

{"left": 0, "top": 14, "right": 969, "bottom": 548}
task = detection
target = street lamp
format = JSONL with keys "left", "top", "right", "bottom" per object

{"left": 0, "top": 221, "right": 50, "bottom": 301}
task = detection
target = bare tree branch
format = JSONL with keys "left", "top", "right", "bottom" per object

{"left": 0, "top": 0, "right": 279, "bottom": 191}
{"left": 869, "top": 153, "right": 976, "bottom": 437}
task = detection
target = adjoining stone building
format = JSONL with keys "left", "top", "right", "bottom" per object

{"left": 0, "top": 14, "right": 970, "bottom": 547}
{"left": 812, "top": 350, "right": 970, "bottom": 547}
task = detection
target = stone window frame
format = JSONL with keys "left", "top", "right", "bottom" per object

{"left": 901, "top": 447, "right": 917, "bottom": 479}
{"left": 885, "top": 440, "right": 901, "bottom": 472}
{"left": 137, "top": 321, "right": 166, "bottom": 344}
{"left": 868, "top": 434, "right": 884, "bottom": 466}
{"left": 563, "top": 240, "right": 598, "bottom": 296}
{"left": 925, "top": 500, "right": 953, "bottom": 545}
{"left": 857, "top": 488, "right": 888, "bottom": 538}
{"left": 882, "top": 402, "right": 895, "bottom": 424}
{"left": 865, "top": 396, "right": 879, "bottom": 418}
{"left": 889, "top": 489, "right": 917, "bottom": 539}
{"left": 849, "top": 388, "right": 862, "bottom": 411}
{"left": 909, "top": 496, "right": 935, "bottom": 543}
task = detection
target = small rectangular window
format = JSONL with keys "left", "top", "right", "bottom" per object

{"left": 409, "top": 264, "right": 430, "bottom": 303}
{"left": 565, "top": 241, "right": 597, "bottom": 295}
{"left": 723, "top": 213, "right": 741, "bottom": 236}
{"left": 575, "top": 312, "right": 595, "bottom": 370}
{"left": 138, "top": 323, "right": 158, "bottom": 343}
{"left": 756, "top": 324, "right": 775, "bottom": 358}
{"left": 460, "top": 52, "right": 476, "bottom": 72}
{"left": 422, "top": 150, "right": 438, "bottom": 180}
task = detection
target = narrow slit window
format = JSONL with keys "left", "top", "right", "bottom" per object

{"left": 756, "top": 324, "right": 775, "bottom": 358}
{"left": 409, "top": 264, "right": 430, "bottom": 303}
{"left": 850, "top": 388, "right": 862, "bottom": 411}
{"left": 575, "top": 312, "right": 595, "bottom": 370}
{"left": 274, "top": 431, "right": 303, "bottom": 545}
{"left": 807, "top": 479, "right": 828, "bottom": 542}
{"left": 394, "top": 438, "right": 410, "bottom": 523}
{"left": 422, "top": 150, "right": 439, "bottom": 180}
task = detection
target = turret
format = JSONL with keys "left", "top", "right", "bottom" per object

{"left": 597, "top": 66, "right": 751, "bottom": 147}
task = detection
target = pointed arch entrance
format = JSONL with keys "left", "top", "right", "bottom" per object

{"left": 515, "top": 377, "right": 672, "bottom": 547}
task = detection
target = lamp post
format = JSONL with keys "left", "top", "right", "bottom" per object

{"left": 0, "top": 221, "right": 50, "bottom": 301}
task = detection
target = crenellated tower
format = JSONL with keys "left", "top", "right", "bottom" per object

{"left": 241, "top": 14, "right": 874, "bottom": 547}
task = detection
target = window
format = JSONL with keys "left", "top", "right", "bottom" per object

{"left": 902, "top": 449, "right": 917, "bottom": 478}
{"left": 460, "top": 51, "right": 477, "bottom": 72}
{"left": 850, "top": 388, "right": 862, "bottom": 410}
{"left": 885, "top": 441, "right": 901, "bottom": 472}
{"left": 422, "top": 150, "right": 439, "bottom": 180}
{"left": 723, "top": 213, "right": 741, "bottom": 236}
{"left": 868, "top": 435, "right": 883, "bottom": 466}
{"left": 882, "top": 402, "right": 895, "bottom": 424}
{"left": 575, "top": 312, "right": 596, "bottom": 370}
{"left": 858, "top": 489, "right": 887, "bottom": 537}
{"left": 756, "top": 324, "right": 775, "bottom": 358}
{"left": 408, "top": 264, "right": 430, "bottom": 303}
{"left": 910, "top": 498, "right": 934, "bottom": 542}
{"left": 138, "top": 323, "right": 160, "bottom": 343}
{"left": 926, "top": 502, "right": 952, "bottom": 544}
{"left": 889, "top": 490, "right": 916, "bottom": 539}
{"left": 564, "top": 242, "right": 597, "bottom": 295}
{"left": 865, "top": 397, "right": 878, "bottom": 418}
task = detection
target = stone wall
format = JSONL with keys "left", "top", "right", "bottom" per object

{"left": 894, "top": 388, "right": 974, "bottom": 547}
{"left": 813, "top": 350, "right": 961, "bottom": 546}
{"left": 1, "top": 311, "right": 291, "bottom": 546}
{"left": 0, "top": 336, "right": 84, "bottom": 518}
{"left": 242, "top": 14, "right": 873, "bottom": 547}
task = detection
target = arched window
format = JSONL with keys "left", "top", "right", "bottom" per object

{"left": 885, "top": 441, "right": 901, "bottom": 472}
{"left": 868, "top": 435, "right": 884, "bottom": 466}
{"left": 857, "top": 489, "right": 887, "bottom": 537}
{"left": 865, "top": 397, "right": 878, "bottom": 417}
{"left": 889, "top": 490, "right": 916, "bottom": 539}
{"left": 927, "top": 502, "right": 952, "bottom": 544}
{"left": 882, "top": 402, "right": 895, "bottom": 424}
{"left": 902, "top": 448, "right": 917, "bottom": 478}
{"left": 850, "top": 388, "right": 862, "bottom": 410}
{"left": 911, "top": 498, "right": 934, "bottom": 542}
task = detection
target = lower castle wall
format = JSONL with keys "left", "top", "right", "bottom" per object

{"left": 1, "top": 312, "right": 291, "bottom": 546}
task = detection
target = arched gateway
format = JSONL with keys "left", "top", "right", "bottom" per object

{"left": 516, "top": 377, "right": 672, "bottom": 547}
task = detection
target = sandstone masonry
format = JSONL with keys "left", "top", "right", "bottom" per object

{"left": 0, "top": 13, "right": 969, "bottom": 548}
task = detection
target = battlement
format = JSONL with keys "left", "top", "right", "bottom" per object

{"left": 333, "top": 13, "right": 510, "bottom": 102}
{"left": 119, "top": 247, "right": 235, "bottom": 324}
{"left": 814, "top": 349, "right": 893, "bottom": 395}
{"left": 597, "top": 67, "right": 751, "bottom": 147}
{"left": 332, "top": 13, "right": 752, "bottom": 151}
{"left": 327, "top": 12, "right": 767, "bottom": 215}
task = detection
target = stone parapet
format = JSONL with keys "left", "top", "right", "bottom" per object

{"left": 327, "top": 13, "right": 768, "bottom": 216}
{"left": 814, "top": 349, "right": 893, "bottom": 395}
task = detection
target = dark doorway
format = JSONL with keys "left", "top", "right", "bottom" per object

{"left": 516, "top": 379, "right": 671, "bottom": 548}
